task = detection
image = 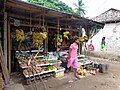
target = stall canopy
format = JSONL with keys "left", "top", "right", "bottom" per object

{"left": 0, "top": 0, "right": 104, "bottom": 34}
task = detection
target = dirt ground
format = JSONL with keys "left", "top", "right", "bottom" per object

{"left": 10, "top": 57, "right": 120, "bottom": 90}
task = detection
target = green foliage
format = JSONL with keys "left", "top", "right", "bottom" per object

{"left": 73, "top": 0, "right": 86, "bottom": 17}
{"left": 27, "top": 0, "right": 85, "bottom": 16}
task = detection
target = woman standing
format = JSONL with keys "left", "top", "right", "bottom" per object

{"left": 67, "top": 37, "right": 80, "bottom": 79}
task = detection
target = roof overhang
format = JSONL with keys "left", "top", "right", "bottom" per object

{"left": 4, "top": 0, "right": 104, "bottom": 30}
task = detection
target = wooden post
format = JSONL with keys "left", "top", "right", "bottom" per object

{"left": 79, "top": 27, "right": 82, "bottom": 54}
{"left": 4, "top": 12, "right": 8, "bottom": 66}
{"left": 44, "top": 26, "right": 48, "bottom": 54}
{"left": 79, "top": 30, "right": 81, "bottom": 54}
{"left": 8, "top": 19, "right": 11, "bottom": 73}
{"left": 57, "top": 17, "right": 59, "bottom": 49}
{"left": 0, "top": 43, "right": 9, "bottom": 83}
{"left": 46, "top": 26, "right": 48, "bottom": 53}
{"left": 30, "top": 11, "right": 32, "bottom": 32}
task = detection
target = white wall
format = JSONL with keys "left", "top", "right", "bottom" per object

{"left": 91, "top": 22, "right": 120, "bottom": 55}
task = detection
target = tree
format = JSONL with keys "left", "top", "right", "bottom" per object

{"left": 74, "top": 0, "right": 86, "bottom": 17}
{"left": 27, "top": 0, "right": 85, "bottom": 17}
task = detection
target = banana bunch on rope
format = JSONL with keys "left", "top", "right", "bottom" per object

{"left": 83, "top": 35, "right": 88, "bottom": 42}
{"left": 72, "top": 35, "right": 79, "bottom": 40}
{"left": 33, "top": 32, "right": 43, "bottom": 46}
{"left": 40, "top": 32, "right": 47, "bottom": 39}
{"left": 33, "top": 32, "right": 47, "bottom": 48}
{"left": 56, "top": 34, "right": 62, "bottom": 46}
{"left": 16, "top": 29, "right": 25, "bottom": 42}
{"left": 79, "top": 35, "right": 88, "bottom": 42}
{"left": 63, "top": 31, "right": 69, "bottom": 39}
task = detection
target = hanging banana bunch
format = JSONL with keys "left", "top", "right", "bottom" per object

{"left": 79, "top": 35, "right": 88, "bottom": 42}
{"left": 16, "top": 29, "right": 25, "bottom": 42}
{"left": 56, "top": 34, "right": 62, "bottom": 46}
{"left": 72, "top": 35, "right": 79, "bottom": 40}
{"left": 83, "top": 35, "right": 88, "bottom": 42}
{"left": 33, "top": 32, "right": 47, "bottom": 50}
{"left": 40, "top": 32, "right": 47, "bottom": 39}
{"left": 16, "top": 29, "right": 25, "bottom": 50}
{"left": 63, "top": 31, "right": 69, "bottom": 39}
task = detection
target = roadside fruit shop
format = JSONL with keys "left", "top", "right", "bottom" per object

{"left": 0, "top": 0, "right": 104, "bottom": 85}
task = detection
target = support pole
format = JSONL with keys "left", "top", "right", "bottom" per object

{"left": 46, "top": 26, "right": 48, "bottom": 53}
{"left": 8, "top": 19, "right": 11, "bottom": 73}
{"left": 3, "top": 0, "right": 8, "bottom": 67}
{"left": 44, "top": 26, "right": 48, "bottom": 55}
{"left": 57, "top": 17, "right": 59, "bottom": 49}
{"left": 0, "top": 43, "right": 10, "bottom": 83}
{"left": 79, "top": 30, "right": 81, "bottom": 54}
{"left": 30, "top": 11, "right": 32, "bottom": 32}
{"left": 4, "top": 12, "right": 8, "bottom": 66}
{"left": 79, "top": 26, "right": 82, "bottom": 54}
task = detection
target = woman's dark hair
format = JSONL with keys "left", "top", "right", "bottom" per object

{"left": 74, "top": 37, "right": 79, "bottom": 42}
{"left": 70, "top": 37, "right": 79, "bottom": 45}
{"left": 102, "top": 37, "right": 105, "bottom": 40}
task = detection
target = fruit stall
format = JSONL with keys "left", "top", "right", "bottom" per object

{"left": 0, "top": 0, "right": 104, "bottom": 85}
{"left": 14, "top": 27, "right": 66, "bottom": 84}
{"left": 16, "top": 48, "right": 65, "bottom": 84}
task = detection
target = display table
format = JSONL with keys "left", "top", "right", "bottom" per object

{"left": 17, "top": 56, "right": 64, "bottom": 84}
{"left": 23, "top": 69, "right": 57, "bottom": 78}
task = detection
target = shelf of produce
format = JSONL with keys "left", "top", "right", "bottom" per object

{"left": 60, "top": 55, "right": 84, "bottom": 59}
{"left": 16, "top": 50, "right": 44, "bottom": 53}
{"left": 49, "top": 62, "right": 62, "bottom": 65}
{"left": 35, "top": 56, "right": 44, "bottom": 58}
{"left": 48, "top": 60, "right": 62, "bottom": 65}
{"left": 36, "top": 64, "right": 50, "bottom": 67}
{"left": 19, "top": 60, "right": 62, "bottom": 69}
{"left": 23, "top": 69, "right": 57, "bottom": 78}
{"left": 47, "top": 58, "right": 58, "bottom": 61}
{"left": 20, "top": 64, "right": 50, "bottom": 69}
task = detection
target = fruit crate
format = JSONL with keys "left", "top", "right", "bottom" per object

{"left": 54, "top": 68, "right": 65, "bottom": 78}
{"left": 23, "top": 68, "right": 57, "bottom": 78}
{"left": 25, "top": 72, "right": 54, "bottom": 84}
{"left": 23, "top": 68, "right": 57, "bottom": 84}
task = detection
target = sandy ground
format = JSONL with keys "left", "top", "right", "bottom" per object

{"left": 9, "top": 57, "right": 120, "bottom": 90}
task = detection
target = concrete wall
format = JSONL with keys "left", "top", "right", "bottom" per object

{"left": 87, "top": 22, "right": 120, "bottom": 60}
